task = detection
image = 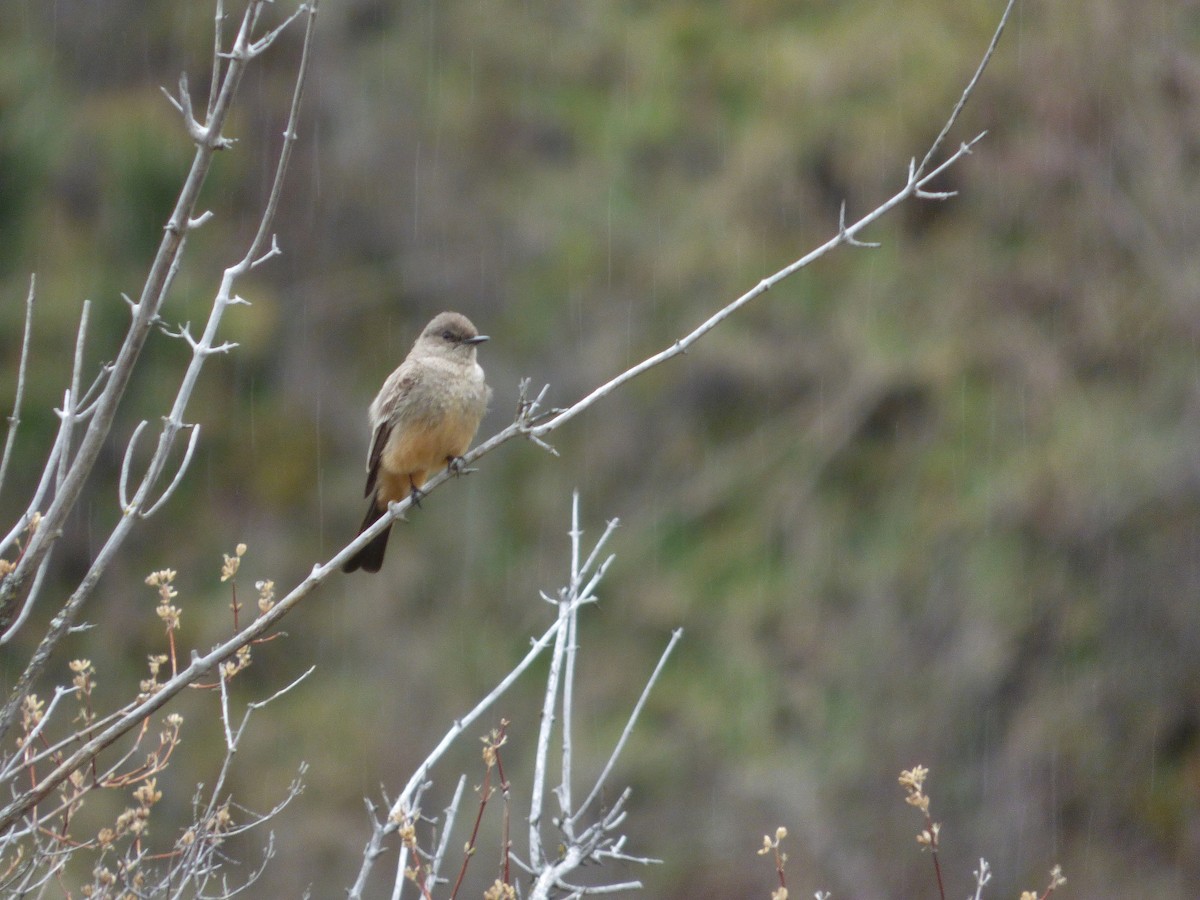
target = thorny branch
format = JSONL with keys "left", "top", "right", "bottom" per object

{"left": 347, "top": 606, "right": 586, "bottom": 899}
{"left": 0, "top": 0, "right": 263, "bottom": 633}
{"left": 331, "top": 0, "right": 1016, "bottom": 570}
{"left": 363, "top": 495, "right": 670, "bottom": 900}
{"left": 0, "top": 1, "right": 319, "bottom": 745}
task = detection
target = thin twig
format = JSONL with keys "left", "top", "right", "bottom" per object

{"left": 67, "top": 300, "right": 90, "bottom": 451}
{"left": 0, "top": 558, "right": 54, "bottom": 654}
{"left": 207, "top": 0, "right": 224, "bottom": 122}
{"left": 528, "top": 588, "right": 572, "bottom": 868}
{"left": 558, "top": 565, "right": 580, "bottom": 837}
{"left": 569, "top": 628, "right": 683, "bottom": 829}
{"left": 972, "top": 858, "right": 992, "bottom": 900}
{"left": 916, "top": 0, "right": 1015, "bottom": 178}
{"left": 217, "top": 664, "right": 234, "bottom": 751}
{"left": 238, "top": 3, "right": 315, "bottom": 271}
{"left": 247, "top": 664, "right": 316, "bottom": 710}
{"left": 118, "top": 420, "right": 150, "bottom": 512}
{"left": 0, "top": 687, "right": 72, "bottom": 783}
{"left": 0, "top": 276, "right": 36, "bottom": 504}
{"left": 140, "top": 424, "right": 201, "bottom": 518}
{"left": 53, "top": 300, "right": 90, "bottom": 492}
{"left": 422, "top": 775, "right": 466, "bottom": 898}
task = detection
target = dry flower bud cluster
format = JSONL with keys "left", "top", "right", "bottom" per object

{"left": 397, "top": 821, "right": 417, "bottom": 848}
{"left": 484, "top": 879, "right": 518, "bottom": 900}
{"left": 208, "top": 803, "right": 234, "bottom": 836}
{"left": 84, "top": 865, "right": 118, "bottom": 893}
{"left": 69, "top": 658, "right": 94, "bottom": 693}
{"left": 19, "top": 693, "right": 43, "bottom": 735}
{"left": 162, "top": 712, "right": 184, "bottom": 739}
{"left": 220, "top": 543, "right": 247, "bottom": 582}
{"left": 389, "top": 806, "right": 418, "bottom": 829}
{"left": 898, "top": 765, "right": 940, "bottom": 850}
{"left": 221, "top": 643, "right": 253, "bottom": 679}
{"left": 1021, "top": 864, "right": 1067, "bottom": 900}
{"left": 256, "top": 578, "right": 276, "bottom": 613}
{"left": 146, "top": 569, "right": 181, "bottom": 631}
{"left": 98, "top": 776, "right": 163, "bottom": 849}
{"left": 393, "top": 810, "right": 431, "bottom": 893}
{"left": 757, "top": 825, "right": 789, "bottom": 899}
{"left": 917, "top": 820, "right": 941, "bottom": 849}
{"left": 898, "top": 765, "right": 930, "bottom": 811}
{"left": 70, "top": 658, "right": 97, "bottom": 729}
{"left": 481, "top": 722, "right": 509, "bottom": 767}
{"left": 140, "top": 653, "right": 171, "bottom": 697}
{"left": 757, "top": 825, "right": 788, "bottom": 855}
{"left": 178, "top": 802, "right": 233, "bottom": 853}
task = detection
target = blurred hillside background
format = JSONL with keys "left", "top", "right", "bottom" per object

{"left": 1, "top": 0, "right": 1198, "bottom": 896}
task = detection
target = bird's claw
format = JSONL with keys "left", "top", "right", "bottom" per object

{"left": 447, "top": 456, "right": 477, "bottom": 476}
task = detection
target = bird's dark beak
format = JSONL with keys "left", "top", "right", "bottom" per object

{"left": 464, "top": 334, "right": 489, "bottom": 345}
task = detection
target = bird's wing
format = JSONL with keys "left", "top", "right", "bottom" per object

{"left": 363, "top": 420, "right": 390, "bottom": 499}
{"left": 363, "top": 370, "right": 417, "bottom": 498}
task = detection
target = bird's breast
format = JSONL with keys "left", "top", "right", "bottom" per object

{"left": 381, "top": 378, "right": 487, "bottom": 477}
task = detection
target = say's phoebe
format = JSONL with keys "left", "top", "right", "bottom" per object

{"left": 342, "top": 311, "right": 492, "bottom": 574}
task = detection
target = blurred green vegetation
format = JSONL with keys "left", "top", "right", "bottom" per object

{"left": 1, "top": 0, "right": 1197, "bottom": 897}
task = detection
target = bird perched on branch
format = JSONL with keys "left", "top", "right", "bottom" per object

{"left": 342, "top": 311, "right": 491, "bottom": 574}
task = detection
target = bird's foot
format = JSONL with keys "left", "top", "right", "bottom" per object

{"left": 447, "top": 455, "right": 477, "bottom": 476}
{"left": 408, "top": 485, "right": 425, "bottom": 509}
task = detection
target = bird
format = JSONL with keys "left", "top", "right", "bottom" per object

{"left": 342, "top": 311, "right": 492, "bottom": 574}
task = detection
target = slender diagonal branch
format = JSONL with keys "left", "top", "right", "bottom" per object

{"left": 569, "top": 627, "right": 683, "bottom": 830}
{"left": 916, "top": 0, "right": 1015, "bottom": 178}
{"left": 328, "top": 1, "right": 1012, "bottom": 553}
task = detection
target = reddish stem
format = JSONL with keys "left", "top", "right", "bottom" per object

{"left": 449, "top": 766, "right": 492, "bottom": 900}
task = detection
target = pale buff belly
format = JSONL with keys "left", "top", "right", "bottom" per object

{"left": 375, "top": 407, "right": 482, "bottom": 504}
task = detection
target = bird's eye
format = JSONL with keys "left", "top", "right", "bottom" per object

{"left": 441, "top": 329, "right": 455, "bottom": 341}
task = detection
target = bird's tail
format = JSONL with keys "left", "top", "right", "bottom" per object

{"left": 342, "top": 503, "right": 391, "bottom": 574}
